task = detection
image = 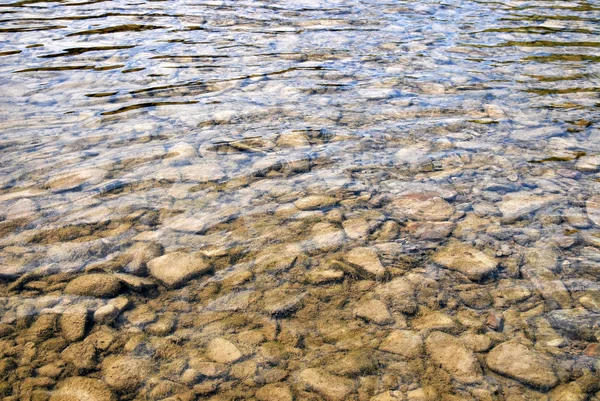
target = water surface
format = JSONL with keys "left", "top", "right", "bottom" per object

{"left": 1, "top": 0, "right": 600, "bottom": 400}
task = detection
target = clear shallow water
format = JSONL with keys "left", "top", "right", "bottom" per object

{"left": 1, "top": 0, "right": 600, "bottom": 400}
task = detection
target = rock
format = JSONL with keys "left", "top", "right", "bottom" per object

{"left": 49, "top": 377, "right": 116, "bottom": 401}
{"left": 563, "top": 208, "right": 591, "bottom": 229}
{"left": 256, "top": 383, "right": 294, "bottom": 401}
{"left": 546, "top": 308, "right": 600, "bottom": 341}
{"left": 206, "top": 338, "right": 242, "bottom": 363}
{"left": 147, "top": 252, "right": 211, "bottom": 288}
{"left": 391, "top": 194, "right": 454, "bottom": 221}
{"left": 549, "top": 382, "right": 586, "bottom": 401}
{"left": 379, "top": 330, "right": 423, "bottom": 359}
{"left": 61, "top": 342, "right": 96, "bottom": 371}
{"left": 342, "top": 218, "right": 372, "bottom": 239}
{"left": 344, "top": 247, "right": 386, "bottom": 279}
{"left": 498, "top": 193, "right": 560, "bottom": 222}
{"left": 575, "top": 155, "right": 600, "bottom": 172}
{"left": 412, "top": 311, "right": 457, "bottom": 332}
{"left": 587, "top": 196, "right": 600, "bottom": 227}
{"left": 46, "top": 168, "right": 106, "bottom": 193}
{"left": 262, "top": 289, "right": 303, "bottom": 316}
{"left": 354, "top": 299, "right": 395, "bottom": 325}
{"left": 579, "top": 292, "right": 600, "bottom": 313}
{"left": 64, "top": 274, "right": 122, "bottom": 298}
{"left": 123, "top": 242, "right": 163, "bottom": 275}
{"left": 93, "top": 304, "right": 120, "bottom": 325}
{"left": 425, "top": 331, "right": 482, "bottom": 384}
{"left": 432, "top": 241, "right": 498, "bottom": 281}
{"left": 376, "top": 277, "right": 417, "bottom": 314}
{"left": 328, "top": 350, "right": 377, "bottom": 377}
{"left": 406, "top": 221, "right": 454, "bottom": 240}
{"left": 370, "top": 391, "right": 403, "bottom": 401}
{"left": 188, "top": 360, "right": 228, "bottom": 377}
{"left": 306, "top": 269, "right": 344, "bottom": 284}
{"left": 60, "top": 305, "right": 88, "bottom": 342}
{"left": 294, "top": 195, "right": 337, "bottom": 210}
{"left": 208, "top": 290, "right": 258, "bottom": 312}
{"left": 102, "top": 356, "right": 151, "bottom": 392}
{"left": 460, "top": 333, "right": 492, "bottom": 352}
{"left": 298, "top": 368, "right": 354, "bottom": 401}
{"left": 486, "top": 342, "right": 558, "bottom": 388}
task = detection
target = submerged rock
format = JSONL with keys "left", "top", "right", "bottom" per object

{"left": 206, "top": 338, "right": 242, "bottom": 364}
{"left": 432, "top": 241, "right": 498, "bottom": 281}
{"left": 379, "top": 330, "right": 423, "bottom": 359}
{"left": 587, "top": 195, "right": 600, "bottom": 227}
{"left": 49, "top": 377, "right": 116, "bottom": 401}
{"left": 294, "top": 195, "right": 337, "bottom": 211}
{"left": 425, "top": 331, "right": 482, "bottom": 384}
{"left": 102, "top": 356, "right": 152, "bottom": 392}
{"left": 64, "top": 274, "right": 122, "bottom": 298}
{"left": 354, "top": 299, "right": 395, "bottom": 325}
{"left": 486, "top": 342, "right": 558, "bottom": 388}
{"left": 344, "top": 247, "right": 386, "bottom": 279}
{"left": 298, "top": 368, "right": 354, "bottom": 401}
{"left": 391, "top": 194, "right": 454, "bottom": 222}
{"left": 498, "top": 193, "right": 560, "bottom": 222}
{"left": 147, "top": 252, "right": 211, "bottom": 288}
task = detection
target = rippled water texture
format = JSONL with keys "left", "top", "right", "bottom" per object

{"left": 1, "top": 0, "right": 600, "bottom": 400}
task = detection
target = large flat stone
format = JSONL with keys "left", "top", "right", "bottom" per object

{"left": 147, "top": 252, "right": 211, "bottom": 288}
{"left": 432, "top": 241, "right": 498, "bottom": 281}
{"left": 486, "top": 342, "right": 558, "bottom": 389}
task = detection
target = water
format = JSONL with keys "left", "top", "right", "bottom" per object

{"left": 1, "top": 0, "right": 600, "bottom": 399}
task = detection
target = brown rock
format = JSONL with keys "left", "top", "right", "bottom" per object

{"left": 425, "top": 331, "right": 483, "bottom": 384}
{"left": 49, "top": 377, "right": 116, "bottom": 401}
{"left": 379, "top": 330, "right": 423, "bottom": 359}
{"left": 147, "top": 252, "right": 211, "bottom": 288}
{"left": 432, "top": 241, "right": 498, "bottom": 281}
{"left": 64, "top": 274, "right": 122, "bottom": 298}
{"left": 486, "top": 342, "right": 558, "bottom": 388}
{"left": 298, "top": 368, "right": 354, "bottom": 401}
{"left": 102, "top": 356, "right": 151, "bottom": 392}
